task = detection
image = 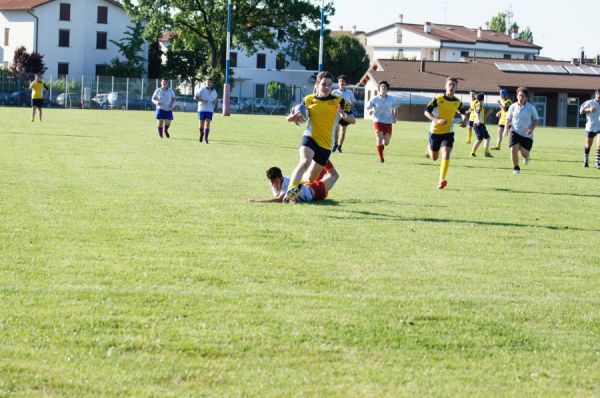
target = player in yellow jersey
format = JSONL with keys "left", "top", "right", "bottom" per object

{"left": 493, "top": 89, "right": 512, "bottom": 150}
{"left": 285, "top": 71, "right": 355, "bottom": 202}
{"left": 469, "top": 92, "right": 493, "bottom": 158}
{"left": 29, "top": 74, "right": 48, "bottom": 122}
{"left": 465, "top": 91, "right": 477, "bottom": 143}
{"left": 424, "top": 76, "right": 467, "bottom": 190}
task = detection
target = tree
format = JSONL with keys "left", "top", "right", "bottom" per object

{"left": 162, "top": 35, "right": 210, "bottom": 84}
{"left": 519, "top": 26, "right": 534, "bottom": 43}
{"left": 489, "top": 12, "right": 507, "bottom": 34}
{"left": 104, "top": 21, "right": 146, "bottom": 77}
{"left": 147, "top": 41, "right": 162, "bottom": 79}
{"left": 323, "top": 35, "right": 369, "bottom": 84}
{"left": 122, "top": 0, "right": 331, "bottom": 81}
{"left": 10, "top": 46, "right": 47, "bottom": 76}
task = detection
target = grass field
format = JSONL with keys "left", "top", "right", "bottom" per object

{"left": 1, "top": 108, "right": 599, "bottom": 397}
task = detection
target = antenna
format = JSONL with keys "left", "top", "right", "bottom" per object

{"left": 505, "top": 5, "right": 514, "bottom": 32}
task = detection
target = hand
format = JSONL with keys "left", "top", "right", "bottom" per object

{"left": 368, "top": 110, "right": 374, "bottom": 116}
{"left": 436, "top": 118, "right": 448, "bottom": 125}
{"left": 245, "top": 198, "right": 256, "bottom": 203}
{"left": 503, "top": 129, "right": 508, "bottom": 137}
{"left": 527, "top": 128, "right": 533, "bottom": 136}
{"left": 591, "top": 106, "right": 597, "bottom": 112}
{"left": 337, "top": 105, "right": 347, "bottom": 119}
{"left": 459, "top": 121, "right": 466, "bottom": 128}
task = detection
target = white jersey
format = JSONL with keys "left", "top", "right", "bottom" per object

{"left": 366, "top": 95, "right": 399, "bottom": 124}
{"left": 580, "top": 99, "right": 600, "bottom": 132}
{"left": 272, "top": 176, "right": 313, "bottom": 202}
{"left": 332, "top": 88, "right": 356, "bottom": 105}
{"left": 152, "top": 87, "right": 176, "bottom": 111}
{"left": 194, "top": 87, "right": 218, "bottom": 112}
{"left": 506, "top": 102, "right": 539, "bottom": 138}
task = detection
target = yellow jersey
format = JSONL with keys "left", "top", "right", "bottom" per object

{"left": 303, "top": 94, "right": 348, "bottom": 150}
{"left": 474, "top": 101, "right": 485, "bottom": 124}
{"left": 31, "top": 81, "right": 46, "bottom": 99}
{"left": 469, "top": 99, "right": 478, "bottom": 122}
{"left": 498, "top": 98, "right": 512, "bottom": 125}
{"left": 426, "top": 94, "right": 466, "bottom": 134}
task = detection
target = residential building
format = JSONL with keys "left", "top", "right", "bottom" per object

{"left": 0, "top": 0, "right": 147, "bottom": 77}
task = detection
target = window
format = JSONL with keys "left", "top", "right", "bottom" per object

{"left": 524, "top": 54, "right": 531, "bottom": 60}
{"left": 97, "top": 6, "right": 108, "bottom": 24}
{"left": 4, "top": 28, "right": 8, "bottom": 46}
{"left": 255, "top": 84, "right": 265, "bottom": 98}
{"left": 503, "top": 54, "right": 512, "bottom": 59}
{"left": 229, "top": 52, "right": 237, "bottom": 67}
{"left": 57, "top": 62, "right": 69, "bottom": 76}
{"left": 256, "top": 53, "right": 266, "bottom": 69}
{"left": 96, "top": 32, "right": 107, "bottom": 49}
{"left": 395, "top": 29, "right": 402, "bottom": 44}
{"left": 59, "top": 29, "right": 70, "bottom": 47}
{"left": 95, "top": 64, "right": 108, "bottom": 76}
{"left": 460, "top": 51, "right": 469, "bottom": 58}
{"left": 59, "top": 3, "right": 71, "bottom": 21}
{"left": 276, "top": 53, "right": 286, "bottom": 70}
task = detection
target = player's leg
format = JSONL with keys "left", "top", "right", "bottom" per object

{"left": 520, "top": 147, "right": 530, "bottom": 165}
{"left": 584, "top": 134, "right": 594, "bottom": 167}
{"left": 285, "top": 145, "right": 316, "bottom": 202}
{"left": 383, "top": 132, "right": 392, "bottom": 146}
{"left": 157, "top": 119, "right": 164, "bottom": 138}
{"left": 38, "top": 105, "right": 43, "bottom": 122}
{"left": 429, "top": 133, "right": 440, "bottom": 161}
{"left": 204, "top": 119, "right": 212, "bottom": 143}
{"left": 470, "top": 139, "right": 482, "bottom": 157}
{"left": 438, "top": 142, "right": 452, "bottom": 189}
{"left": 466, "top": 122, "right": 473, "bottom": 144}
{"left": 511, "top": 143, "right": 521, "bottom": 174}
{"left": 164, "top": 120, "right": 171, "bottom": 138}
{"left": 595, "top": 133, "right": 600, "bottom": 168}
{"left": 332, "top": 125, "right": 340, "bottom": 152}
{"left": 31, "top": 105, "right": 36, "bottom": 122}
{"left": 375, "top": 130, "right": 385, "bottom": 163}
{"left": 320, "top": 165, "right": 339, "bottom": 192}
{"left": 494, "top": 126, "right": 503, "bottom": 149}
{"left": 337, "top": 125, "right": 348, "bottom": 152}
{"left": 198, "top": 113, "right": 205, "bottom": 142}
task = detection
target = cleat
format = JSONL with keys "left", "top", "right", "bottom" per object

{"left": 158, "top": 132, "right": 163, "bottom": 138}
{"left": 470, "top": 153, "right": 476, "bottom": 158}
{"left": 283, "top": 185, "right": 301, "bottom": 203}
{"left": 332, "top": 144, "right": 338, "bottom": 152}
{"left": 465, "top": 140, "right": 471, "bottom": 144}
{"left": 337, "top": 145, "right": 342, "bottom": 153}
{"left": 165, "top": 131, "right": 170, "bottom": 138}
{"left": 484, "top": 152, "right": 493, "bottom": 158}
{"left": 513, "top": 169, "right": 520, "bottom": 175}
{"left": 424, "top": 153, "right": 430, "bottom": 159}
{"left": 437, "top": 180, "right": 447, "bottom": 189}
{"left": 380, "top": 159, "right": 385, "bottom": 163}
{"left": 199, "top": 135, "right": 203, "bottom": 142}
{"left": 584, "top": 162, "right": 589, "bottom": 168}
{"left": 523, "top": 157, "right": 529, "bottom": 165}
{"left": 491, "top": 146, "right": 500, "bottom": 150}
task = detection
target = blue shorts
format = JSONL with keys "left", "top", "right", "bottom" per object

{"left": 474, "top": 124, "right": 490, "bottom": 140}
{"left": 198, "top": 111, "right": 213, "bottom": 121}
{"left": 301, "top": 135, "right": 331, "bottom": 166}
{"left": 156, "top": 109, "right": 174, "bottom": 120}
{"left": 429, "top": 132, "right": 455, "bottom": 152}
{"left": 468, "top": 120, "right": 475, "bottom": 127}
{"left": 586, "top": 131, "right": 599, "bottom": 139}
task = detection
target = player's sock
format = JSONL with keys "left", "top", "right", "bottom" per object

{"left": 596, "top": 149, "right": 600, "bottom": 167}
{"left": 467, "top": 130, "right": 472, "bottom": 143}
{"left": 204, "top": 128, "right": 210, "bottom": 143}
{"left": 440, "top": 159, "right": 449, "bottom": 181}
{"left": 377, "top": 145, "right": 384, "bottom": 161}
{"left": 199, "top": 128, "right": 204, "bottom": 142}
{"left": 157, "top": 126, "right": 163, "bottom": 138}
{"left": 584, "top": 147, "right": 590, "bottom": 165}
{"left": 164, "top": 126, "right": 170, "bottom": 138}
{"left": 316, "top": 160, "right": 334, "bottom": 180}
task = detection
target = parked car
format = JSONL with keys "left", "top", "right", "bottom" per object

{"left": 55, "top": 92, "right": 82, "bottom": 108}
{"left": 91, "top": 93, "right": 109, "bottom": 109}
{"left": 253, "top": 98, "right": 287, "bottom": 114}
{"left": 6, "top": 91, "right": 31, "bottom": 107}
{"left": 107, "top": 91, "right": 152, "bottom": 110}
{"left": 215, "top": 97, "right": 242, "bottom": 113}
{"left": 0, "top": 92, "right": 9, "bottom": 105}
{"left": 173, "top": 96, "right": 197, "bottom": 112}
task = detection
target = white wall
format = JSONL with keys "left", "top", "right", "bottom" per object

{"left": 231, "top": 67, "right": 315, "bottom": 101}
{"left": 0, "top": 11, "right": 35, "bottom": 65}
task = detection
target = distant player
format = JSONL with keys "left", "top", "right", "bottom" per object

{"left": 29, "top": 74, "right": 48, "bottom": 122}
{"left": 579, "top": 89, "right": 600, "bottom": 168}
{"left": 151, "top": 79, "right": 176, "bottom": 138}
{"left": 469, "top": 92, "right": 493, "bottom": 158}
{"left": 331, "top": 74, "right": 356, "bottom": 153}
{"left": 284, "top": 71, "right": 355, "bottom": 202}
{"left": 424, "top": 76, "right": 467, "bottom": 189}
{"left": 366, "top": 81, "right": 399, "bottom": 163}
{"left": 246, "top": 161, "right": 338, "bottom": 204}
{"left": 503, "top": 86, "right": 539, "bottom": 175}
{"left": 465, "top": 90, "right": 477, "bottom": 143}
{"left": 193, "top": 76, "right": 218, "bottom": 143}
{"left": 493, "top": 89, "right": 512, "bottom": 150}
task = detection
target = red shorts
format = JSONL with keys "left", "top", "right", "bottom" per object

{"left": 306, "top": 180, "right": 328, "bottom": 201}
{"left": 374, "top": 122, "right": 392, "bottom": 135}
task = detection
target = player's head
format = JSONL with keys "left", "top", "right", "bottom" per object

{"left": 161, "top": 79, "right": 169, "bottom": 88}
{"left": 315, "top": 71, "right": 334, "bottom": 97}
{"left": 337, "top": 74, "right": 348, "bottom": 89}
{"left": 470, "top": 90, "right": 476, "bottom": 99}
{"left": 500, "top": 89, "right": 509, "bottom": 98}
{"left": 595, "top": 89, "right": 600, "bottom": 100}
{"left": 34, "top": 73, "right": 41, "bottom": 80}
{"left": 266, "top": 167, "right": 284, "bottom": 190}
{"left": 378, "top": 81, "right": 390, "bottom": 96}
{"left": 445, "top": 77, "right": 458, "bottom": 95}
{"left": 516, "top": 86, "right": 529, "bottom": 103}
{"left": 476, "top": 92, "right": 484, "bottom": 102}
{"left": 204, "top": 76, "right": 214, "bottom": 88}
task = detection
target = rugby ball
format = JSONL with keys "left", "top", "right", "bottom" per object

{"left": 290, "top": 103, "right": 308, "bottom": 124}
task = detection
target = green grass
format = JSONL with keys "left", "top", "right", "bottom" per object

{"left": 1, "top": 108, "right": 599, "bottom": 397}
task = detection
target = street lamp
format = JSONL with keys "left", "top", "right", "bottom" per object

{"left": 223, "top": 0, "right": 233, "bottom": 116}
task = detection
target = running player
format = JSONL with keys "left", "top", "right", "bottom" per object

{"left": 579, "top": 89, "right": 600, "bottom": 168}
{"left": 470, "top": 92, "right": 493, "bottom": 158}
{"left": 424, "top": 76, "right": 468, "bottom": 189}
{"left": 465, "top": 90, "right": 477, "bottom": 144}
{"left": 331, "top": 74, "right": 356, "bottom": 153}
{"left": 29, "top": 74, "right": 48, "bottom": 122}
{"left": 493, "top": 89, "right": 512, "bottom": 150}
{"left": 151, "top": 79, "right": 177, "bottom": 138}
{"left": 366, "top": 81, "right": 399, "bottom": 163}
{"left": 193, "top": 76, "right": 218, "bottom": 143}
{"left": 503, "top": 86, "right": 539, "bottom": 175}
{"left": 284, "top": 71, "right": 355, "bottom": 202}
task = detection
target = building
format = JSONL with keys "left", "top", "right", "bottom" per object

{"left": 360, "top": 58, "right": 600, "bottom": 128}
{"left": 333, "top": 18, "right": 541, "bottom": 63}
{"left": 0, "top": 0, "right": 146, "bottom": 77}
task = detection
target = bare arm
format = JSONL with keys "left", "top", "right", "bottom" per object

{"left": 246, "top": 193, "right": 285, "bottom": 203}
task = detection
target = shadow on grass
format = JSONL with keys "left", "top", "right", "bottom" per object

{"left": 491, "top": 187, "right": 600, "bottom": 198}
{"left": 1, "top": 131, "right": 98, "bottom": 139}
{"left": 326, "top": 210, "right": 597, "bottom": 232}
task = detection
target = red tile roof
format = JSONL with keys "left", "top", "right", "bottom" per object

{"left": 361, "top": 59, "right": 600, "bottom": 93}
{"left": 0, "top": 0, "right": 123, "bottom": 10}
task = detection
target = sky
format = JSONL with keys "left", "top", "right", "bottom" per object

{"left": 326, "top": 0, "right": 599, "bottom": 61}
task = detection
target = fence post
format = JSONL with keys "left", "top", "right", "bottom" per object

{"left": 126, "top": 77, "right": 129, "bottom": 110}
{"left": 111, "top": 76, "right": 114, "bottom": 94}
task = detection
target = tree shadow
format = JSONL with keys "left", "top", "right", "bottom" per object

{"left": 491, "top": 187, "right": 599, "bottom": 198}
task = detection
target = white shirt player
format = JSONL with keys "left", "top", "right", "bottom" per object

{"left": 332, "top": 88, "right": 356, "bottom": 105}
{"left": 366, "top": 95, "right": 400, "bottom": 124}
{"left": 580, "top": 99, "right": 600, "bottom": 132}
{"left": 272, "top": 176, "right": 313, "bottom": 202}
{"left": 194, "top": 86, "right": 218, "bottom": 112}
{"left": 152, "top": 87, "right": 176, "bottom": 111}
{"left": 506, "top": 102, "right": 539, "bottom": 138}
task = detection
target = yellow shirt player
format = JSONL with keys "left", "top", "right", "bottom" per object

{"left": 494, "top": 89, "right": 512, "bottom": 150}
{"left": 28, "top": 74, "right": 48, "bottom": 122}
{"left": 470, "top": 92, "right": 493, "bottom": 158}
{"left": 424, "top": 76, "right": 467, "bottom": 190}
{"left": 466, "top": 91, "right": 477, "bottom": 143}
{"left": 284, "top": 71, "right": 355, "bottom": 202}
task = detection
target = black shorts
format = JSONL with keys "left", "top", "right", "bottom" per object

{"left": 586, "top": 131, "right": 599, "bottom": 139}
{"left": 498, "top": 124, "right": 505, "bottom": 129}
{"left": 32, "top": 98, "right": 44, "bottom": 107}
{"left": 339, "top": 119, "right": 349, "bottom": 127}
{"left": 509, "top": 132, "right": 533, "bottom": 151}
{"left": 468, "top": 120, "right": 474, "bottom": 127}
{"left": 474, "top": 124, "right": 490, "bottom": 140}
{"left": 429, "top": 132, "right": 455, "bottom": 152}
{"left": 300, "top": 135, "right": 331, "bottom": 166}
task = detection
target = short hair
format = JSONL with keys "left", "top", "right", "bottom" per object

{"left": 379, "top": 81, "right": 390, "bottom": 89}
{"left": 337, "top": 74, "right": 348, "bottom": 83}
{"left": 517, "top": 86, "right": 529, "bottom": 98}
{"left": 595, "top": 89, "right": 600, "bottom": 95}
{"left": 476, "top": 92, "right": 485, "bottom": 101}
{"left": 266, "top": 167, "right": 283, "bottom": 181}
{"left": 446, "top": 76, "right": 458, "bottom": 84}
{"left": 316, "top": 71, "right": 334, "bottom": 83}
{"left": 205, "top": 76, "right": 213, "bottom": 81}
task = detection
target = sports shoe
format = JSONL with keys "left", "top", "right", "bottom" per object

{"left": 424, "top": 153, "right": 430, "bottom": 159}
{"left": 158, "top": 131, "right": 163, "bottom": 138}
{"left": 283, "top": 185, "right": 301, "bottom": 203}
{"left": 437, "top": 180, "right": 447, "bottom": 189}
{"left": 492, "top": 146, "right": 500, "bottom": 150}
{"left": 513, "top": 169, "right": 520, "bottom": 175}
{"left": 470, "top": 153, "right": 476, "bottom": 158}
{"left": 199, "top": 135, "right": 203, "bottom": 142}
{"left": 523, "top": 157, "right": 529, "bottom": 165}
{"left": 164, "top": 131, "right": 170, "bottom": 138}
{"left": 584, "top": 162, "right": 589, "bottom": 168}
{"left": 337, "top": 145, "right": 343, "bottom": 153}
{"left": 332, "top": 144, "right": 338, "bottom": 152}
{"left": 465, "top": 140, "right": 471, "bottom": 144}
{"left": 484, "top": 152, "right": 493, "bottom": 158}
{"left": 380, "top": 158, "right": 385, "bottom": 163}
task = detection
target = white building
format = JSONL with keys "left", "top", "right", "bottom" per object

{"left": 0, "top": 0, "right": 147, "bottom": 77}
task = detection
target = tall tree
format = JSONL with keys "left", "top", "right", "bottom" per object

{"left": 10, "top": 46, "right": 46, "bottom": 76}
{"left": 104, "top": 21, "right": 146, "bottom": 77}
{"left": 147, "top": 41, "right": 162, "bottom": 79}
{"left": 489, "top": 12, "right": 507, "bottom": 34}
{"left": 162, "top": 35, "right": 209, "bottom": 84}
{"left": 519, "top": 26, "right": 534, "bottom": 43}
{"left": 122, "top": 0, "right": 332, "bottom": 80}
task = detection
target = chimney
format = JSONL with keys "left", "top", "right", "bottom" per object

{"left": 420, "top": 60, "right": 425, "bottom": 72}
{"left": 338, "top": 25, "right": 343, "bottom": 31}
{"left": 352, "top": 25, "right": 356, "bottom": 34}
{"left": 511, "top": 27, "right": 519, "bottom": 40}
{"left": 485, "top": 21, "right": 490, "bottom": 30}
{"left": 399, "top": 14, "right": 403, "bottom": 24}
{"left": 596, "top": 54, "right": 600, "bottom": 65}
{"left": 424, "top": 21, "right": 432, "bottom": 33}
{"left": 477, "top": 27, "right": 483, "bottom": 39}
{"left": 580, "top": 48, "right": 585, "bottom": 64}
